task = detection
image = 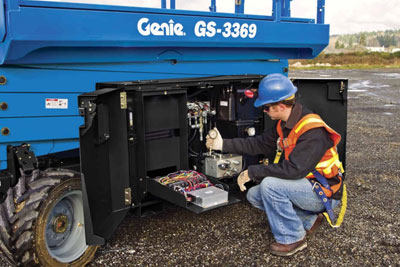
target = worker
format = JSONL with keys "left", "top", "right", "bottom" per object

{"left": 206, "top": 73, "right": 344, "bottom": 256}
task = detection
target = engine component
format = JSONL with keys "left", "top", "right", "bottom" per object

{"left": 187, "top": 186, "right": 228, "bottom": 208}
{"left": 204, "top": 153, "right": 243, "bottom": 178}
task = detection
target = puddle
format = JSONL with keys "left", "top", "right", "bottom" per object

{"left": 383, "top": 112, "right": 393, "bottom": 116}
{"left": 373, "top": 73, "right": 400, "bottom": 79}
{"left": 348, "top": 89, "right": 367, "bottom": 92}
{"left": 384, "top": 104, "right": 397, "bottom": 107}
{"left": 349, "top": 80, "right": 391, "bottom": 91}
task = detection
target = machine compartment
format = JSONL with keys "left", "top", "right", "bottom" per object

{"left": 79, "top": 75, "right": 347, "bottom": 239}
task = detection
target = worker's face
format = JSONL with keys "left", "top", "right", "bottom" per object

{"left": 263, "top": 103, "right": 283, "bottom": 120}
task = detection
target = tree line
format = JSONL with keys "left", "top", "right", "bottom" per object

{"left": 334, "top": 29, "right": 400, "bottom": 49}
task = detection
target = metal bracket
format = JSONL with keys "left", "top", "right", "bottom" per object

{"left": 124, "top": 188, "right": 132, "bottom": 205}
{"left": 339, "top": 81, "right": 345, "bottom": 94}
{"left": 79, "top": 98, "right": 97, "bottom": 136}
{"left": 120, "top": 92, "right": 127, "bottom": 109}
{"left": 14, "top": 144, "right": 38, "bottom": 174}
{"left": 0, "top": 144, "right": 38, "bottom": 203}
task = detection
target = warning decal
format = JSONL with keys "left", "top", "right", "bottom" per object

{"left": 45, "top": 98, "right": 68, "bottom": 109}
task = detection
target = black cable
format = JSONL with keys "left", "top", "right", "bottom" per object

{"left": 188, "top": 128, "right": 198, "bottom": 144}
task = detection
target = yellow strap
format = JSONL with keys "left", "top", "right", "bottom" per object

{"left": 323, "top": 183, "right": 347, "bottom": 228}
{"left": 273, "top": 150, "right": 282, "bottom": 164}
{"left": 294, "top": 118, "right": 323, "bottom": 134}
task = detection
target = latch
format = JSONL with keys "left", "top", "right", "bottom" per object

{"left": 124, "top": 188, "right": 132, "bottom": 205}
{"left": 120, "top": 92, "right": 127, "bottom": 109}
{"left": 340, "top": 81, "right": 345, "bottom": 94}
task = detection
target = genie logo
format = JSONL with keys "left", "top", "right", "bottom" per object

{"left": 137, "top": 18, "right": 186, "bottom": 36}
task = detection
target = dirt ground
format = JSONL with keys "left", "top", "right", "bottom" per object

{"left": 87, "top": 69, "right": 400, "bottom": 266}
{"left": 1, "top": 69, "right": 399, "bottom": 266}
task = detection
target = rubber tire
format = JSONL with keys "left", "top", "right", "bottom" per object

{"left": 0, "top": 169, "right": 98, "bottom": 266}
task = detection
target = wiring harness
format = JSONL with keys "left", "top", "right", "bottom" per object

{"left": 158, "top": 170, "right": 213, "bottom": 201}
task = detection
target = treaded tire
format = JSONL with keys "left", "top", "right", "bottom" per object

{"left": 0, "top": 168, "right": 98, "bottom": 266}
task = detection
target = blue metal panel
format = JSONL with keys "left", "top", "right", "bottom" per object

{"left": 0, "top": 60, "right": 287, "bottom": 93}
{"left": 0, "top": 1, "right": 329, "bottom": 64}
{"left": 0, "top": 0, "right": 5, "bottom": 42}
{"left": 0, "top": 93, "right": 81, "bottom": 117}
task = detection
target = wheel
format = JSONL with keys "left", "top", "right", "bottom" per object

{"left": 0, "top": 168, "right": 98, "bottom": 266}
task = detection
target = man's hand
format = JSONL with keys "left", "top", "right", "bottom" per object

{"left": 237, "top": 170, "right": 251, "bottom": 192}
{"left": 206, "top": 128, "right": 223, "bottom": 151}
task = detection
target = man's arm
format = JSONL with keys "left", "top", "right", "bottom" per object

{"left": 247, "top": 127, "right": 333, "bottom": 183}
{"left": 222, "top": 126, "right": 278, "bottom": 156}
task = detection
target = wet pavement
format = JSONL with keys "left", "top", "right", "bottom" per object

{"left": 1, "top": 68, "right": 400, "bottom": 266}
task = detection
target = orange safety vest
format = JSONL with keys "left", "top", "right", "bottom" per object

{"left": 275, "top": 114, "right": 344, "bottom": 197}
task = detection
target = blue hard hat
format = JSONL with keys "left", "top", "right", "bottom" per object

{"left": 254, "top": 74, "right": 298, "bottom": 107}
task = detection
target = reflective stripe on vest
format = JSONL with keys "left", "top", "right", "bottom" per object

{"left": 275, "top": 114, "right": 344, "bottom": 197}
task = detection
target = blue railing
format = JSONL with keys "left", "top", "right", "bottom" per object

{"left": 147, "top": 0, "right": 325, "bottom": 24}
{"left": 25, "top": 0, "right": 325, "bottom": 24}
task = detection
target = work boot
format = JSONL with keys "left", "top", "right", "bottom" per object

{"left": 270, "top": 237, "right": 307, "bottom": 256}
{"left": 306, "top": 214, "right": 324, "bottom": 236}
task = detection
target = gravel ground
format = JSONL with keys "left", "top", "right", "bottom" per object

{"left": 1, "top": 68, "right": 399, "bottom": 266}
{"left": 88, "top": 68, "right": 400, "bottom": 266}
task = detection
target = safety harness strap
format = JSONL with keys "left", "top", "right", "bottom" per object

{"left": 310, "top": 170, "right": 335, "bottom": 222}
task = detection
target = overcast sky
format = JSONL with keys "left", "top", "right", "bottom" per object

{"left": 42, "top": 0, "right": 400, "bottom": 35}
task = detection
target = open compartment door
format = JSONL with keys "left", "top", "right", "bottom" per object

{"left": 79, "top": 89, "right": 131, "bottom": 243}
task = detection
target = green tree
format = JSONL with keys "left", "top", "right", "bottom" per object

{"left": 359, "top": 33, "right": 367, "bottom": 46}
{"left": 335, "top": 40, "right": 341, "bottom": 49}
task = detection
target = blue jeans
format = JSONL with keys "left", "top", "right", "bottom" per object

{"left": 246, "top": 176, "right": 339, "bottom": 244}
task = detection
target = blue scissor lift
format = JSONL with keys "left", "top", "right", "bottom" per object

{"left": 0, "top": 1, "right": 347, "bottom": 266}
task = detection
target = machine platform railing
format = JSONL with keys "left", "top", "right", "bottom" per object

{"left": 18, "top": 0, "right": 325, "bottom": 24}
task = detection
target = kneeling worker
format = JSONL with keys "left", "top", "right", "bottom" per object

{"left": 206, "top": 73, "right": 344, "bottom": 256}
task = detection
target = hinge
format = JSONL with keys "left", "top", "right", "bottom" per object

{"left": 120, "top": 92, "right": 127, "bottom": 109}
{"left": 124, "top": 188, "right": 132, "bottom": 205}
{"left": 339, "top": 81, "right": 345, "bottom": 94}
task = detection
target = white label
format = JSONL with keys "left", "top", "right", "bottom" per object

{"left": 137, "top": 18, "right": 257, "bottom": 39}
{"left": 220, "top": 101, "right": 228, "bottom": 107}
{"left": 194, "top": 21, "right": 257, "bottom": 39}
{"left": 45, "top": 98, "right": 68, "bottom": 109}
{"left": 137, "top": 18, "right": 186, "bottom": 36}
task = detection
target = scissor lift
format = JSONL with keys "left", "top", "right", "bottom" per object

{"left": 0, "top": 1, "right": 347, "bottom": 266}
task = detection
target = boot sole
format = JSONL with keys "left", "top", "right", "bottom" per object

{"left": 270, "top": 242, "right": 307, "bottom": 257}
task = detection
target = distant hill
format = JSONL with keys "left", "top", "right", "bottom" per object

{"left": 324, "top": 29, "right": 400, "bottom": 53}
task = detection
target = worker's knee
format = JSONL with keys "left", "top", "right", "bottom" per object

{"left": 260, "top": 177, "right": 283, "bottom": 197}
{"left": 246, "top": 185, "right": 258, "bottom": 203}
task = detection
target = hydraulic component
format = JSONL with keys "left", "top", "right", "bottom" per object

{"left": 205, "top": 153, "right": 243, "bottom": 178}
{"left": 187, "top": 101, "right": 216, "bottom": 142}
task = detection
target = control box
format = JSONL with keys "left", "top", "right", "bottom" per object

{"left": 204, "top": 153, "right": 243, "bottom": 178}
{"left": 188, "top": 186, "right": 228, "bottom": 208}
